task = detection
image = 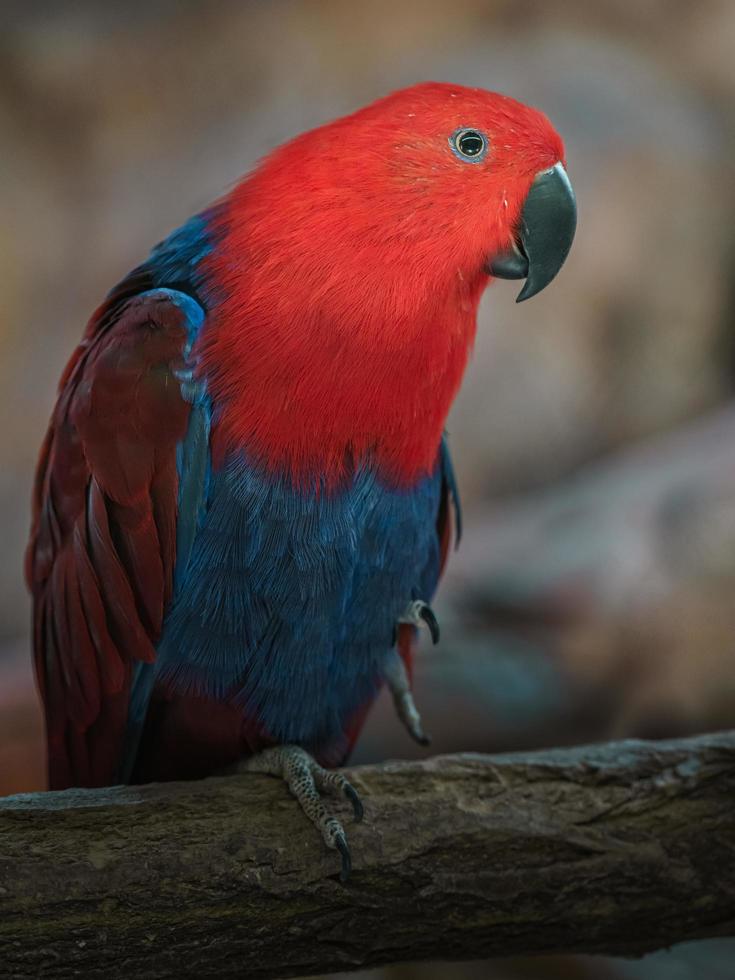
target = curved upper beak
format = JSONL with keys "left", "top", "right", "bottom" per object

{"left": 488, "top": 162, "right": 577, "bottom": 303}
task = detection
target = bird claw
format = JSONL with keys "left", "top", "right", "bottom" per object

{"left": 342, "top": 781, "right": 364, "bottom": 822}
{"left": 398, "top": 691, "right": 431, "bottom": 746}
{"left": 418, "top": 603, "right": 440, "bottom": 644}
{"left": 334, "top": 832, "right": 352, "bottom": 883}
{"left": 398, "top": 600, "right": 440, "bottom": 644}
{"left": 383, "top": 648, "right": 431, "bottom": 746}
{"left": 241, "top": 745, "right": 362, "bottom": 881}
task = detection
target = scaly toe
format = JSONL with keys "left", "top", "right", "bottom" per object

{"left": 384, "top": 650, "right": 432, "bottom": 746}
{"left": 311, "top": 765, "right": 364, "bottom": 823}
{"left": 241, "top": 745, "right": 361, "bottom": 881}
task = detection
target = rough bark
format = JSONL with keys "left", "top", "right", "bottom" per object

{"left": 2, "top": 732, "right": 735, "bottom": 979}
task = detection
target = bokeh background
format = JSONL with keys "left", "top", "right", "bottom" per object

{"left": 2, "top": 1, "right": 735, "bottom": 977}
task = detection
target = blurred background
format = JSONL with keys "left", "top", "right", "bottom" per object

{"left": 2, "top": 1, "right": 735, "bottom": 977}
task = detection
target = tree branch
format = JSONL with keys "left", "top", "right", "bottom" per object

{"left": 2, "top": 732, "right": 735, "bottom": 979}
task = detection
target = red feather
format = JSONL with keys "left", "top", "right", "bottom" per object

{"left": 200, "top": 82, "right": 563, "bottom": 488}
{"left": 26, "top": 291, "right": 192, "bottom": 788}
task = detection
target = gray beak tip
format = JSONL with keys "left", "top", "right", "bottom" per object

{"left": 515, "top": 282, "right": 534, "bottom": 304}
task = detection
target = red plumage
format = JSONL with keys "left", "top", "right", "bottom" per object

{"left": 26, "top": 292, "right": 192, "bottom": 787}
{"left": 201, "top": 83, "right": 564, "bottom": 486}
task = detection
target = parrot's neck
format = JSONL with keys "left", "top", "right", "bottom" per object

{"left": 198, "top": 196, "right": 486, "bottom": 488}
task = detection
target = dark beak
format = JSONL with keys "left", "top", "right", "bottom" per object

{"left": 488, "top": 162, "right": 577, "bottom": 303}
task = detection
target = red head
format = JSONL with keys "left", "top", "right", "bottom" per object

{"left": 202, "top": 83, "right": 575, "bottom": 487}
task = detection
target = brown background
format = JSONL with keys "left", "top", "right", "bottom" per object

{"left": 2, "top": 2, "right": 735, "bottom": 977}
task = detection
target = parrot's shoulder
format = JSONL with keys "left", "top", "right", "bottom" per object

{"left": 85, "top": 207, "right": 221, "bottom": 332}
{"left": 143, "top": 209, "right": 219, "bottom": 296}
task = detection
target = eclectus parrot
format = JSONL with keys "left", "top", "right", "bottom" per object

{"left": 26, "top": 83, "right": 576, "bottom": 878}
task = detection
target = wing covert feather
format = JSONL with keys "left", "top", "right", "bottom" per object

{"left": 26, "top": 288, "right": 203, "bottom": 787}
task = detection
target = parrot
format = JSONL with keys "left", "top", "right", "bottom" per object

{"left": 26, "top": 82, "right": 576, "bottom": 880}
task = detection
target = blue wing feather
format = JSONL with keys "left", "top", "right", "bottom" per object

{"left": 440, "top": 433, "right": 462, "bottom": 546}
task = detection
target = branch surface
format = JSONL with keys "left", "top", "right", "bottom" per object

{"left": 2, "top": 732, "right": 735, "bottom": 979}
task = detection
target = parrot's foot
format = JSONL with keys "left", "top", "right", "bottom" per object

{"left": 398, "top": 599, "right": 440, "bottom": 644}
{"left": 384, "top": 648, "right": 431, "bottom": 746}
{"left": 241, "top": 745, "right": 363, "bottom": 882}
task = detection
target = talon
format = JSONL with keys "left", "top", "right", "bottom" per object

{"left": 410, "top": 711, "right": 431, "bottom": 746}
{"left": 418, "top": 604, "right": 440, "bottom": 644}
{"left": 398, "top": 600, "right": 440, "bottom": 644}
{"left": 343, "top": 782, "right": 364, "bottom": 823}
{"left": 334, "top": 833, "right": 352, "bottom": 882}
{"left": 240, "top": 745, "right": 362, "bottom": 882}
{"left": 399, "top": 690, "right": 432, "bottom": 746}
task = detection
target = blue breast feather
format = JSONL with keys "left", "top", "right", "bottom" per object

{"left": 156, "top": 453, "right": 443, "bottom": 751}
{"left": 121, "top": 214, "right": 455, "bottom": 773}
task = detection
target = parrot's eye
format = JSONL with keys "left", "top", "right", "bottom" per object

{"left": 450, "top": 129, "right": 488, "bottom": 163}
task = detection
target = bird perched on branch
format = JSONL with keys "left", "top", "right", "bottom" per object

{"left": 26, "top": 83, "right": 575, "bottom": 879}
